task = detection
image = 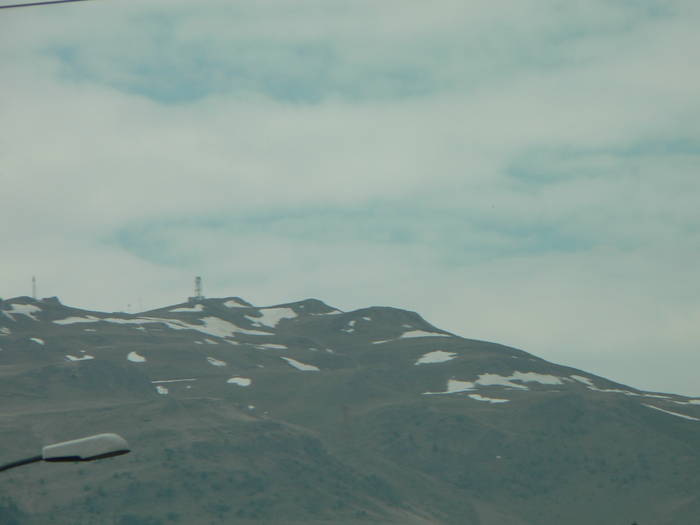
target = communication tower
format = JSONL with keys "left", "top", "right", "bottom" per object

{"left": 189, "top": 276, "right": 204, "bottom": 302}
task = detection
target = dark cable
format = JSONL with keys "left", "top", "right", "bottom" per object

{"left": 0, "top": 0, "right": 92, "bottom": 9}
{"left": 0, "top": 455, "right": 42, "bottom": 472}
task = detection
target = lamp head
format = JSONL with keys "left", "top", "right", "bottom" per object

{"left": 42, "top": 433, "right": 130, "bottom": 462}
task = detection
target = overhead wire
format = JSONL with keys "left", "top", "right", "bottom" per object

{"left": 0, "top": 0, "right": 93, "bottom": 9}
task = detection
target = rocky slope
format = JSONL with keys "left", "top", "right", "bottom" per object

{"left": 1, "top": 295, "right": 698, "bottom": 524}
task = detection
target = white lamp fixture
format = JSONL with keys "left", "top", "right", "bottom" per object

{"left": 0, "top": 433, "right": 130, "bottom": 472}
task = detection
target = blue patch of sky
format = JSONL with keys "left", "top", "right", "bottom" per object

{"left": 30, "top": 16, "right": 597, "bottom": 103}
{"left": 507, "top": 139, "right": 700, "bottom": 184}
{"left": 46, "top": 34, "right": 437, "bottom": 104}
{"left": 42, "top": 0, "right": 676, "bottom": 104}
{"left": 108, "top": 205, "right": 595, "bottom": 268}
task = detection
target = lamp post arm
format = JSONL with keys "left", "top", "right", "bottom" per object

{"left": 0, "top": 455, "right": 42, "bottom": 472}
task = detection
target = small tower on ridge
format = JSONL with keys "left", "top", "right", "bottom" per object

{"left": 189, "top": 276, "right": 204, "bottom": 302}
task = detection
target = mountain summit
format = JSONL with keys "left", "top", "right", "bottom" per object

{"left": 1, "top": 296, "right": 698, "bottom": 524}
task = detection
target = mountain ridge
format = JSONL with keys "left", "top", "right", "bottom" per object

{"left": 1, "top": 294, "right": 699, "bottom": 524}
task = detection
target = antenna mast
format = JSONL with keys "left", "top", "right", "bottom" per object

{"left": 189, "top": 276, "right": 204, "bottom": 302}
{"left": 195, "top": 276, "right": 203, "bottom": 299}
{"left": 32, "top": 276, "right": 37, "bottom": 299}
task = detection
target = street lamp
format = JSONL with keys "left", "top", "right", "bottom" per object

{"left": 0, "top": 433, "right": 130, "bottom": 472}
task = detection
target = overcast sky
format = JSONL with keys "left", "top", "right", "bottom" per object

{"left": 1, "top": 0, "right": 699, "bottom": 396}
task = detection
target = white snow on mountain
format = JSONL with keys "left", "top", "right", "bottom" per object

{"left": 151, "top": 378, "right": 196, "bottom": 384}
{"left": 65, "top": 354, "right": 94, "bottom": 361}
{"left": 127, "top": 351, "right": 146, "bottom": 362}
{"left": 256, "top": 343, "right": 287, "bottom": 350}
{"left": 445, "top": 379, "right": 475, "bottom": 393}
{"left": 171, "top": 304, "right": 204, "bottom": 312}
{"left": 227, "top": 377, "right": 252, "bottom": 387}
{"left": 424, "top": 371, "right": 564, "bottom": 395}
{"left": 0, "top": 327, "right": 11, "bottom": 336}
{"left": 510, "top": 372, "right": 563, "bottom": 385}
{"left": 415, "top": 351, "right": 457, "bottom": 365}
{"left": 373, "top": 330, "right": 450, "bottom": 344}
{"left": 571, "top": 374, "right": 661, "bottom": 398}
{"left": 54, "top": 315, "right": 100, "bottom": 325}
{"left": 674, "top": 399, "right": 700, "bottom": 406}
{"left": 3, "top": 304, "right": 42, "bottom": 321}
{"left": 281, "top": 357, "right": 320, "bottom": 372}
{"left": 204, "top": 339, "right": 218, "bottom": 345}
{"left": 399, "top": 330, "right": 447, "bottom": 339}
{"left": 644, "top": 404, "right": 700, "bottom": 422}
{"left": 422, "top": 379, "right": 474, "bottom": 395}
{"left": 341, "top": 320, "right": 357, "bottom": 333}
{"left": 571, "top": 375, "right": 595, "bottom": 387}
{"left": 54, "top": 314, "right": 270, "bottom": 338}
{"left": 248, "top": 307, "right": 297, "bottom": 328}
{"left": 224, "top": 299, "right": 248, "bottom": 308}
{"left": 468, "top": 394, "right": 510, "bottom": 404}
{"left": 156, "top": 385, "right": 169, "bottom": 395}
{"left": 473, "top": 374, "right": 532, "bottom": 390}
{"left": 206, "top": 357, "right": 227, "bottom": 367}
{"left": 30, "top": 337, "right": 45, "bottom": 345}
{"left": 169, "top": 316, "right": 270, "bottom": 338}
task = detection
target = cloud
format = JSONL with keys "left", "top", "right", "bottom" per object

{"left": 1, "top": 0, "right": 699, "bottom": 395}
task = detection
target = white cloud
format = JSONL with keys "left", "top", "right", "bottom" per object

{"left": 1, "top": 0, "right": 699, "bottom": 395}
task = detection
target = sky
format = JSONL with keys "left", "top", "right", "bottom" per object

{"left": 1, "top": 0, "right": 699, "bottom": 396}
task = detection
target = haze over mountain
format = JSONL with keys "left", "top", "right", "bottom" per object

{"left": 1, "top": 294, "right": 698, "bottom": 525}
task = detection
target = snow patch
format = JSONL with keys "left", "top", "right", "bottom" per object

{"left": 248, "top": 307, "right": 297, "bottom": 328}
{"left": 30, "top": 337, "right": 45, "bottom": 345}
{"left": 0, "top": 327, "right": 11, "bottom": 336}
{"left": 171, "top": 304, "right": 204, "bottom": 312}
{"left": 510, "top": 372, "right": 563, "bottom": 385}
{"left": 152, "top": 378, "right": 196, "bottom": 384}
{"left": 4, "top": 304, "right": 42, "bottom": 320}
{"left": 227, "top": 377, "right": 252, "bottom": 387}
{"left": 399, "top": 330, "right": 446, "bottom": 339}
{"left": 644, "top": 404, "right": 700, "bottom": 422}
{"left": 127, "top": 351, "right": 146, "bottom": 363}
{"left": 674, "top": 399, "right": 700, "bottom": 406}
{"left": 341, "top": 320, "right": 357, "bottom": 333}
{"left": 156, "top": 385, "right": 169, "bottom": 395}
{"left": 54, "top": 315, "right": 99, "bottom": 325}
{"left": 188, "top": 316, "right": 269, "bottom": 338}
{"left": 571, "top": 375, "right": 595, "bottom": 387}
{"left": 281, "top": 357, "right": 320, "bottom": 372}
{"left": 415, "top": 351, "right": 457, "bottom": 365}
{"left": 55, "top": 314, "right": 270, "bottom": 338}
{"left": 424, "top": 379, "right": 475, "bottom": 395}
{"left": 373, "top": 330, "right": 449, "bottom": 344}
{"left": 468, "top": 394, "right": 510, "bottom": 404}
{"left": 424, "top": 371, "right": 562, "bottom": 395}
{"left": 256, "top": 343, "right": 287, "bottom": 350}
{"left": 224, "top": 299, "right": 247, "bottom": 308}
{"left": 643, "top": 393, "right": 672, "bottom": 400}
{"left": 206, "top": 357, "right": 227, "bottom": 367}
{"left": 571, "top": 375, "right": 643, "bottom": 397}
{"left": 204, "top": 338, "right": 218, "bottom": 345}
{"left": 473, "top": 374, "right": 530, "bottom": 390}
{"left": 65, "top": 354, "right": 94, "bottom": 361}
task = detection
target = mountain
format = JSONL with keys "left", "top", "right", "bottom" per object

{"left": 1, "top": 295, "right": 699, "bottom": 525}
